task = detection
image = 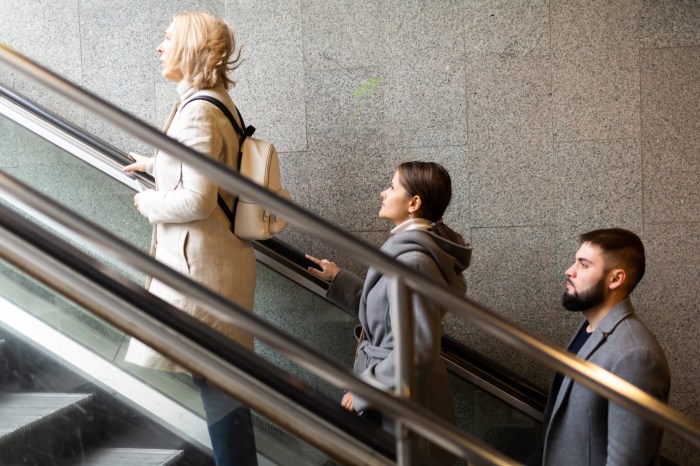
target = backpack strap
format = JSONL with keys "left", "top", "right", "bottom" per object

{"left": 180, "top": 95, "right": 255, "bottom": 233}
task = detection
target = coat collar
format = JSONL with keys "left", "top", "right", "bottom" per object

{"left": 548, "top": 297, "right": 636, "bottom": 430}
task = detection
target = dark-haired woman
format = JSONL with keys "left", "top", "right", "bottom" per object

{"left": 307, "top": 161, "right": 471, "bottom": 465}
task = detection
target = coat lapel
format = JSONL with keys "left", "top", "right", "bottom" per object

{"left": 548, "top": 299, "right": 636, "bottom": 428}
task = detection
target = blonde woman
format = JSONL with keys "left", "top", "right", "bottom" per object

{"left": 123, "top": 12, "right": 257, "bottom": 466}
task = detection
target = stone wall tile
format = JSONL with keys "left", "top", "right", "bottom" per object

{"left": 554, "top": 139, "right": 643, "bottom": 228}
{"left": 305, "top": 68, "right": 386, "bottom": 153}
{"left": 551, "top": 0, "right": 641, "bottom": 141}
{"left": 641, "top": 0, "right": 700, "bottom": 48}
{"left": 641, "top": 46, "right": 700, "bottom": 141}
{"left": 230, "top": 1, "right": 307, "bottom": 152}
{"left": 463, "top": 0, "right": 550, "bottom": 59}
{"left": 643, "top": 138, "right": 700, "bottom": 224}
{"left": 301, "top": 0, "right": 382, "bottom": 70}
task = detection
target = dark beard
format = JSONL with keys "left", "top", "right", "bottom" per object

{"left": 562, "top": 276, "right": 606, "bottom": 311}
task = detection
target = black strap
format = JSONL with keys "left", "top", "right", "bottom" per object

{"left": 180, "top": 95, "right": 255, "bottom": 232}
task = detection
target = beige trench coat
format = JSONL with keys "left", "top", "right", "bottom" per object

{"left": 124, "top": 83, "right": 256, "bottom": 372}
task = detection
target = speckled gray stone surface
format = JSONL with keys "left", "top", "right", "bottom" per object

{"left": 640, "top": 0, "right": 700, "bottom": 48}
{"left": 643, "top": 138, "right": 700, "bottom": 224}
{"left": 229, "top": 1, "right": 307, "bottom": 153}
{"left": 79, "top": 0, "right": 157, "bottom": 152}
{"left": 305, "top": 68, "right": 386, "bottom": 153}
{"left": 383, "top": 0, "right": 466, "bottom": 148}
{"left": 469, "top": 137, "right": 556, "bottom": 227}
{"left": 301, "top": 0, "right": 382, "bottom": 70}
{"left": 551, "top": 0, "right": 640, "bottom": 142}
{"left": 467, "top": 55, "right": 552, "bottom": 148}
{"left": 641, "top": 47, "right": 700, "bottom": 141}
{"left": 463, "top": 0, "right": 550, "bottom": 59}
{"left": 467, "top": 55, "right": 555, "bottom": 227}
{"left": 1, "top": 1, "right": 82, "bottom": 84}
{"left": 302, "top": 146, "right": 392, "bottom": 231}
{"left": 554, "top": 139, "right": 642, "bottom": 227}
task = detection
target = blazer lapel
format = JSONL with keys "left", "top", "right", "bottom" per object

{"left": 548, "top": 321, "right": 593, "bottom": 422}
{"left": 547, "top": 299, "right": 636, "bottom": 428}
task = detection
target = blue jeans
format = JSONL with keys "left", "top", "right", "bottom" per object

{"left": 193, "top": 376, "right": 258, "bottom": 466}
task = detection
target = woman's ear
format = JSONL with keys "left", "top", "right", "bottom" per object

{"left": 409, "top": 195, "right": 422, "bottom": 214}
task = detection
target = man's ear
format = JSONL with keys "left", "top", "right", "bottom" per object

{"left": 608, "top": 268, "right": 626, "bottom": 291}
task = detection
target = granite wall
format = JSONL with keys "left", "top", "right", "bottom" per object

{"left": 1, "top": 1, "right": 698, "bottom": 463}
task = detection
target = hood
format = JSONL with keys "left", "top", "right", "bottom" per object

{"left": 382, "top": 230, "right": 472, "bottom": 292}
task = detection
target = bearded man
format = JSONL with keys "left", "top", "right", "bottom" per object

{"left": 537, "top": 228, "right": 670, "bottom": 466}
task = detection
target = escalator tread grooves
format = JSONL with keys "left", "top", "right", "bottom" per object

{"left": 0, "top": 393, "right": 94, "bottom": 458}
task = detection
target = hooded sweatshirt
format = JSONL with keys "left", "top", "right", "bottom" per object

{"left": 327, "top": 228, "right": 472, "bottom": 416}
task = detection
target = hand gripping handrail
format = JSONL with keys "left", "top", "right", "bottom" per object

{"left": 0, "top": 171, "right": 513, "bottom": 464}
{"left": 2, "top": 44, "right": 700, "bottom": 452}
{"left": 0, "top": 82, "right": 548, "bottom": 422}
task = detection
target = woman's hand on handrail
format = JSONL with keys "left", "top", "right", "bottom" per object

{"left": 123, "top": 152, "right": 149, "bottom": 173}
{"left": 305, "top": 254, "right": 341, "bottom": 282}
{"left": 341, "top": 391, "right": 355, "bottom": 412}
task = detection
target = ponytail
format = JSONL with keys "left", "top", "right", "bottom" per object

{"left": 431, "top": 221, "right": 467, "bottom": 247}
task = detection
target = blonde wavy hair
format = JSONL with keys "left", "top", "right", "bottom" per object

{"left": 169, "top": 12, "right": 242, "bottom": 89}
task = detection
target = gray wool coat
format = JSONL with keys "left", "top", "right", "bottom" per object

{"left": 542, "top": 298, "right": 670, "bottom": 466}
{"left": 125, "top": 84, "right": 256, "bottom": 372}
{"left": 326, "top": 229, "right": 472, "bottom": 423}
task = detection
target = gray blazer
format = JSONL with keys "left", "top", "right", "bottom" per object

{"left": 542, "top": 298, "right": 670, "bottom": 466}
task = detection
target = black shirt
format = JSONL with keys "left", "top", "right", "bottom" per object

{"left": 545, "top": 324, "right": 592, "bottom": 424}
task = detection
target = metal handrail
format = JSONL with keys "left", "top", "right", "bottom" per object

{"left": 0, "top": 79, "right": 507, "bottom": 464}
{"left": 0, "top": 169, "right": 513, "bottom": 464}
{"left": 0, "top": 203, "right": 395, "bottom": 466}
{"left": 0, "top": 78, "right": 545, "bottom": 427}
{"left": 2, "top": 45, "right": 700, "bottom": 451}
{"left": 0, "top": 85, "right": 547, "bottom": 422}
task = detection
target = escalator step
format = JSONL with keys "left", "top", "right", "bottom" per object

{"left": 70, "top": 448, "right": 185, "bottom": 466}
{"left": 0, "top": 392, "right": 94, "bottom": 461}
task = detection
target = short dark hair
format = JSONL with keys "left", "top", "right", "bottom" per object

{"left": 580, "top": 228, "right": 645, "bottom": 294}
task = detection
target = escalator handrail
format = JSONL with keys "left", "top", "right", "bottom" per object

{"left": 0, "top": 83, "right": 154, "bottom": 186}
{"left": 0, "top": 202, "right": 396, "bottom": 466}
{"left": 0, "top": 83, "right": 545, "bottom": 426}
{"left": 0, "top": 171, "right": 514, "bottom": 465}
{"left": 2, "top": 45, "right": 700, "bottom": 449}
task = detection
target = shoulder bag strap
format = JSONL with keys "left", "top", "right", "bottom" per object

{"left": 181, "top": 95, "right": 247, "bottom": 232}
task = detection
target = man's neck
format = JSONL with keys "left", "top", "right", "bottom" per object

{"left": 582, "top": 295, "right": 625, "bottom": 332}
